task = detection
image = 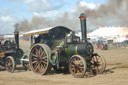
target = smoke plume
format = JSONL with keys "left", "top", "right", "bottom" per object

{"left": 14, "top": 0, "right": 128, "bottom": 32}
{"left": 84, "top": 0, "right": 128, "bottom": 28}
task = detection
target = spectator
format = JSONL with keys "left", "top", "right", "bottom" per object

{"left": 0, "top": 39, "right": 1, "bottom": 45}
{"left": 97, "top": 40, "right": 100, "bottom": 48}
{"left": 113, "top": 37, "right": 117, "bottom": 47}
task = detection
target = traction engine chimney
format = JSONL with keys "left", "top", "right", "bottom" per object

{"left": 14, "top": 32, "right": 19, "bottom": 49}
{"left": 79, "top": 13, "right": 87, "bottom": 43}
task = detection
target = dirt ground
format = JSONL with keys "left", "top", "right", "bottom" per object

{"left": 0, "top": 40, "right": 128, "bottom": 85}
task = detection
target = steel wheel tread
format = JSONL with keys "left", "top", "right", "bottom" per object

{"left": 91, "top": 54, "right": 106, "bottom": 74}
{"left": 29, "top": 44, "right": 52, "bottom": 75}
{"left": 69, "top": 55, "right": 87, "bottom": 78}
{"left": 5, "top": 56, "right": 16, "bottom": 73}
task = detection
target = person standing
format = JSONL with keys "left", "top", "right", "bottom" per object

{"left": 113, "top": 37, "right": 117, "bottom": 47}
{"left": 0, "top": 39, "right": 1, "bottom": 45}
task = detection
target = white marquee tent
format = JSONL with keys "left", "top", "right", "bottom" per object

{"left": 88, "top": 27, "right": 128, "bottom": 37}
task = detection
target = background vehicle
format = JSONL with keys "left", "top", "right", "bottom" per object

{"left": 0, "top": 32, "right": 24, "bottom": 73}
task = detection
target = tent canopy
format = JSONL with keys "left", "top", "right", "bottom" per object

{"left": 88, "top": 27, "right": 128, "bottom": 37}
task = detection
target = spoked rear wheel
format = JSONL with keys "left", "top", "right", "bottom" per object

{"left": 90, "top": 54, "right": 106, "bottom": 75}
{"left": 5, "top": 56, "right": 15, "bottom": 73}
{"left": 29, "top": 44, "right": 52, "bottom": 75}
{"left": 69, "top": 55, "right": 86, "bottom": 78}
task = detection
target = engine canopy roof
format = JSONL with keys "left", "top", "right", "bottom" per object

{"left": 23, "top": 26, "right": 71, "bottom": 37}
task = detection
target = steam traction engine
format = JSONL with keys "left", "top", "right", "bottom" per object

{"left": 24, "top": 13, "right": 106, "bottom": 78}
{"left": 0, "top": 32, "right": 24, "bottom": 72}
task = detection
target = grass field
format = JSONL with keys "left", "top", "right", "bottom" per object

{"left": 0, "top": 39, "right": 128, "bottom": 85}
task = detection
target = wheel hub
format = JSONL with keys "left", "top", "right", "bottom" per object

{"left": 37, "top": 57, "right": 41, "bottom": 62}
{"left": 75, "top": 64, "right": 80, "bottom": 69}
{"left": 94, "top": 62, "right": 99, "bottom": 66}
{"left": 74, "top": 65, "right": 78, "bottom": 69}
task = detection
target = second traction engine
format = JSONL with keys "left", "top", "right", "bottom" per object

{"left": 0, "top": 32, "right": 24, "bottom": 73}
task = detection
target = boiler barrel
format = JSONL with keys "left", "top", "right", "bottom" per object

{"left": 67, "top": 43, "right": 94, "bottom": 56}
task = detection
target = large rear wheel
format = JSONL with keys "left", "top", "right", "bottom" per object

{"left": 29, "top": 44, "right": 52, "bottom": 75}
{"left": 69, "top": 55, "right": 87, "bottom": 78}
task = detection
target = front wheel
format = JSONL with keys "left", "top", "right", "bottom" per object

{"left": 5, "top": 56, "right": 16, "bottom": 73}
{"left": 90, "top": 54, "right": 106, "bottom": 75}
{"left": 22, "top": 55, "right": 30, "bottom": 71}
{"left": 69, "top": 55, "right": 87, "bottom": 78}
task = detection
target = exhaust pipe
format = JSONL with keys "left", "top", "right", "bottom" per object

{"left": 79, "top": 13, "right": 87, "bottom": 43}
{"left": 14, "top": 32, "right": 19, "bottom": 49}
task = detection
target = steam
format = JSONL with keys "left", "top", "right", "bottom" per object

{"left": 85, "top": 0, "right": 123, "bottom": 18}
{"left": 84, "top": 0, "right": 128, "bottom": 28}
{"left": 14, "top": 0, "right": 128, "bottom": 32}
{"left": 14, "top": 12, "right": 80, "bottom": 32}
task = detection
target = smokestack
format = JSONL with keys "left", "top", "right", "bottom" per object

{"left": 14, "top": 32, "right": 19, "bottom": 49}
{"left": 79, "top": 13, "right": 87, "bottom": 43}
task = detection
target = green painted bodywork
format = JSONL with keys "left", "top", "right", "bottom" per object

{"left": 49, "top": 39, "right": 79, "bottom": 66}
{"left": 52, "top": 40, "right": 66, "bottom": 48}
{"left": 59, "top": 51, "right": 69, "bottom": 62}
{"left": 49, "top": 40, "right": 68, "bottom": 66}
{"left": 67, "top": 44, "right": 77, "bottom": 56}
{"left": 52, "top": 39, "right": 78, "bottom": 56}
{"left": 49, "top": 51, "right": 58, "bottom": 65}
{"left": 49, "top": 39, "right": 92, "bottom": 67}
{"left": 49, "top": 40, "right": 69, "bottom": 65}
